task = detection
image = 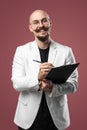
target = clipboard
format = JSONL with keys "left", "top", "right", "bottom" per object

{"left": 45, "top": 63, "right": 80, "bottom": 84}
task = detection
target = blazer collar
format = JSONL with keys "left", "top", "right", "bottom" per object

{"left": 31, "top": 40, "right": 57, "bottom": 64}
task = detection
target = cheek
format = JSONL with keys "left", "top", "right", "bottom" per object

{"left": 29, "top": 25, "right": 36, "bottom": 32}
{"left": 46, "top": 24, "right": 51, "bottom": 30}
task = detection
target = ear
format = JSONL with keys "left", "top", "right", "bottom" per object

{"left": 50, "top": 21, "right": 52, "bottom": 28}
{"left": 28, "top": 24, "right": 33, "bottom": 32}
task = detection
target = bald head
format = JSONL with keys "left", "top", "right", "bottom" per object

{"left": 29, "top": 9, "right": 50, "bottom": 24}
{"left": 28, "top": 9, "right": 51, "bottom": 43}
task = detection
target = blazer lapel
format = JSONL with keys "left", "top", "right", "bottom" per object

{"left": 48, "top": 40, "right": 57, "bottom": 64}
{"left": 30, "top": 41, "right": 41, "bottom": 74}
{"left": 31, "top": 41, "right": 41, "bottom": 62}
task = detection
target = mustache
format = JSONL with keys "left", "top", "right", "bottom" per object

{"left": 34, "top": 26, "right": 49, "bottom": 32}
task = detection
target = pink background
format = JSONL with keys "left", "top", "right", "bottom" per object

{"left": 0, "top": 0, "right": 87, "bottom": 130}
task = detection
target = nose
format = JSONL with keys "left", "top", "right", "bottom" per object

{"left": 39, "top": 21, "right": 44, "bottom": 27}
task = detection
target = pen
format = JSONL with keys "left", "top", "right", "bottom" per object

{"left": 33, "top": 59, "right": 42, "bottom": 63}
{"left": 33, "top": 59, "right": 55, "bottom": 68}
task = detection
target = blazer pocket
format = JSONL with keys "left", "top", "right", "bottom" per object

{"left": 58, "top": 100, "right": 65, "bottom": 107}
{"left": 56, "top": 95, "right": 67, "bottom": 107}
{"left": 18, "top": 92, "right": 29, "bottom": 106}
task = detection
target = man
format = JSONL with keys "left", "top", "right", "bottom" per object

{"left": 11, "top": 9, "right": 78, "bottom": 130}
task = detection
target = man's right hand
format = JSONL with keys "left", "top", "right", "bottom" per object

{"left": 38, "top": 62, "right": 53, "bottom": 81}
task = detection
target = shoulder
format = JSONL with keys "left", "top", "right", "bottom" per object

{"left": 14, "top": 41, "right": 35, "bottom": 57}
{"left": 15, "top": 41, "right": 35, "bottom": 52}
{"left": 51, "top": 40, "right": 72, "bottom": 52}
{"left": 51, "top": 40, "right": 75, "bottom": 63}
{"left": 17, "top": 41, "right": 34, "bottom": 49}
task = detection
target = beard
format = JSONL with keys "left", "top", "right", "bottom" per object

{"left": 37, "top": 34, "right": 49, "bottom": 42}
{"left": 34, "top": 26, "right": 50, "bottom": 42}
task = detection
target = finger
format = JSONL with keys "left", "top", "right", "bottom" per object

{"left": 40, "top": 63, "right": 53, "bottom": 68}
{"left": 40, "top": 68, "right": 51, "bottom": 73}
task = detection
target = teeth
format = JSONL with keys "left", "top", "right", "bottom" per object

{"left": 40, "top": 30, "right": 45, "bottom": 32}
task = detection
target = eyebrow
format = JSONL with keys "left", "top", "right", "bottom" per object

{"left": 32, "top": 17, "right": 49, "bottom": 23}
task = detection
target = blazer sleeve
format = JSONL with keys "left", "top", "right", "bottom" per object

{"left": 48, "top": 47, "right": 79, "bottom": 97}
{"left": 11, "top": 46, "right": 39, "bottom": 92}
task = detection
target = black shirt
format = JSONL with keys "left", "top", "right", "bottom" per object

{"left": 29, "top": 47, "right": 58, "bottom": 130}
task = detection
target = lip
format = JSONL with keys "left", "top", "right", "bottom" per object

{"left": 39, "top": 31, "right": 47, "bottom": 35}
{"left": 39, "top": 29, "right": 47, "bottom": 33}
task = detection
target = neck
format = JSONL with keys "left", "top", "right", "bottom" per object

{"left": 35, "top": 37, "right": 51, "bottom": 49}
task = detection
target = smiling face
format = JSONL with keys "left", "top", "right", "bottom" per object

{"left": 29, "top": 10, "right": 51, "bottom": 42}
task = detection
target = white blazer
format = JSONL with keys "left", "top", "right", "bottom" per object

{"left": 11, "top": 40, "right": 78, "bottom": 130}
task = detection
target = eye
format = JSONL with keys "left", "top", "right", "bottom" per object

{"left": 32, "top": 20, "right": 39, "bottom": 24}
{"left": 42, "top": 18, "right": 49, "bottom": 23}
